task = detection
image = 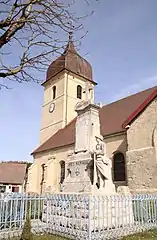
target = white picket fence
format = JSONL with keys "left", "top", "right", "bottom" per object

{"left": 0, "top": 193, "right": 157, "bottom": 239}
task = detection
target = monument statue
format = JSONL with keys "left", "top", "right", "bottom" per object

{"left": 92, "top": 136, "right": 111, "bottom": 190}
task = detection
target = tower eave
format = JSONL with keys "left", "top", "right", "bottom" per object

{"left": 41, "top": 68, "right": 97, "bottom": 87}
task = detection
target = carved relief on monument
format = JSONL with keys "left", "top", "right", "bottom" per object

{"left": 75, "top": 100, "right": 90, "bottom": 112}
{"left": 66, "top": 161, "right": 86, "bottom": 179}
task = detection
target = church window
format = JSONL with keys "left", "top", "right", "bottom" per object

{"left": 52, "top": 86, "right": 56, "bottom": 99}
{"left": 113, "top": 152, "right": 126, "bottom": 182}
{"left": 77, "top": 85, "right": 82, "bottom": 99}
{"left": 60, "top": 161, "right": 65, "bottom": 184}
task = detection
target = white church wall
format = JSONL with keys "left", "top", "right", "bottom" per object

{"left": 28, "top": 145, "right": 74, "bottom": 194}
{"left": 40, "top": 72, "right": 66, "bottom": 144}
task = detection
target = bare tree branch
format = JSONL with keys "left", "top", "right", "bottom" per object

{"left": 0, "top": 0, "right": 98, "bottom": 87}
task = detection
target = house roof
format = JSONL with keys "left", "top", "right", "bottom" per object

{"left": 32, "top": 86, "right": 157, "bottom": 155}
{"left": 0, "top": 163, "right": 27, "bottom": 185}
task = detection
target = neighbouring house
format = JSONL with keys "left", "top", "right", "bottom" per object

{"left": 26, "top": 34, "right": 157, "bottom": 194}
{"left": 0, "top": 162, "right": 28, "bottom": 193}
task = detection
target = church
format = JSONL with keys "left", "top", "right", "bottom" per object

{"left": 27, "top": 34, "right": 157, "bottom": 195}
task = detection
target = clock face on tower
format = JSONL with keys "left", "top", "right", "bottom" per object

{"left": 49, "top": 102, "right": 55, "bottom": 113}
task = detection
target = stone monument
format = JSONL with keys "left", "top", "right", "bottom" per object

{"left": 62, "top": 101, "right": 101, "bottom": 193}
{"left": 62, "top": 82, "right": 115, "bottom": 194}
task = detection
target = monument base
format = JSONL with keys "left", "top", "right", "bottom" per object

{"left": 62, "top": 152, "right": 93, "bottom": 193}
{"left": 89, "top": 193, "right": 134, "bottom": 230}
{"left": 42, "top": 192, "right": 134, "bottom": 237}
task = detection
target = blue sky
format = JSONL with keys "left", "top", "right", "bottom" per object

{"left": 0, "top": 0, "right": 157, "bottom": 161}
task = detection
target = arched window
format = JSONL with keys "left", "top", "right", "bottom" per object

{"left": 52, "top": 86, "right": 56, "bottom": 99}
{"left": 60, "top": 161, "right": 65, "bottom": 184}
{"left": 77, "top": 85, "right": 82, "bottom": 99}
{"left": 113, "top": 152, "right": 126, "bottom": 182}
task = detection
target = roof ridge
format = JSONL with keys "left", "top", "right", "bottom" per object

{"left": 122, "top": 87, "right": 157, "bottom": 128}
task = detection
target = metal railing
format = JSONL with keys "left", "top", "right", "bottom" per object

{"left": 0, "top": 193, "right": 157, "bottom": 239}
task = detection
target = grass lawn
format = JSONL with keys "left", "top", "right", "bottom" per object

{"left": 11, "top": 230, "right": 157, "bottom": 240}
{"left": 38, "top": 231, "right": 157, "bottom": 240}
{"left": 12, "top": 234, "right": 69, "bottom": 240}
{"left": 33, "top": 235, "right": 69, "bottom": 240}
{"left": 121, "top": 229, "right": 157, "bottom": 240}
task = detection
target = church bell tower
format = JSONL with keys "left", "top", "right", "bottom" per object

{"left": 40, "top": 33, "right": 97, "bottom": 144}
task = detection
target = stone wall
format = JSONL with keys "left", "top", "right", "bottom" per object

{"left": 127, "top": 98, "right": 157, "bottom": 150}
{"left": 127, "top": 147, "right": 157, "bottom": 193}
{"left": 126, "top": 98, "right": 157, "bottom": 193}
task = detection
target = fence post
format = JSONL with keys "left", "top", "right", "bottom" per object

{"left": 88, "top": 195, "right": 91, "bottom": 240}
{"left": 46, "top": 194, "right": 49, "bottom": 231}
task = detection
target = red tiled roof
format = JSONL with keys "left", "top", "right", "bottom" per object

{"left": 32, "top": 119, "right": 76, "bottom": 154}
{"left": 0, "top": 163, "right": 27, "bottom": 185}
{"left": 32, "top": 86, "right": 157, "bottom": 154}
{"left": 100, "top": 86, "right": 157, "bottom": 136}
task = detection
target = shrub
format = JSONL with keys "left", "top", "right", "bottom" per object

{"left": 20, "top": 202, "right": 33, "bottom": 240}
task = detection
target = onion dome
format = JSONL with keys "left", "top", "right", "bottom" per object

{"left": 44, "top": 32, "right": 96, "bottom": 85}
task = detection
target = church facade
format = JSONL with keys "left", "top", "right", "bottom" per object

{"left": 27, "top": 35, "right": 157, "bottom": 194}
